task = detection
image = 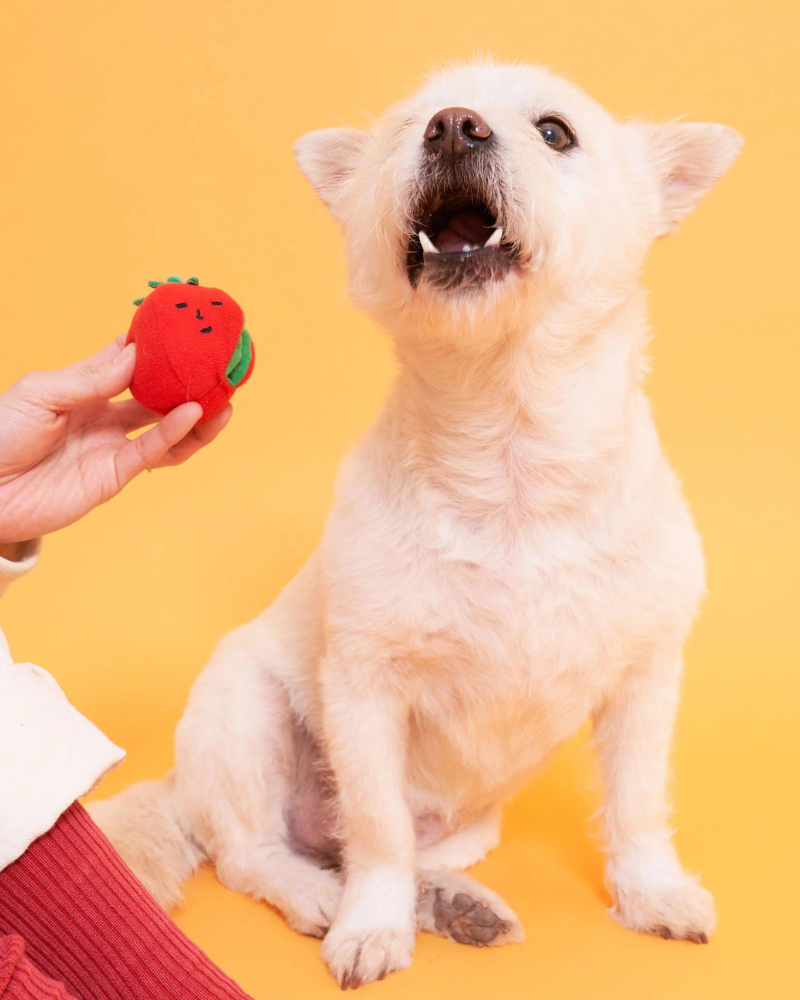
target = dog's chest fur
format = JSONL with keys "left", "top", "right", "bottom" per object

{"left": 323, "top": 407, "right": 702, "bottom": 815}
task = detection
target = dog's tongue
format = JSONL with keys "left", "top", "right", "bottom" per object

{"left": 435, "top": 209, "right": 492, "bottom": 252}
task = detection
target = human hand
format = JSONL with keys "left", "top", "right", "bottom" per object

{"left": 0, "top": 336, "right": 232, "bottom": 544}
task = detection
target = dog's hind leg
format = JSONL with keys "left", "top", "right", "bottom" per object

{"left": 416, "top": 869, "right": 524, "bottom": 947}
{"left": 172, "top": 556, "right": 343, "bottom": 937}
{"left": 414, "top": 808, "right": 522, "bottom": 947}
{"left": 214, "top": 834, "right": 343, "bottom": 938}
{"left": 416, "top": 804, "right": 502, "bottom": 871}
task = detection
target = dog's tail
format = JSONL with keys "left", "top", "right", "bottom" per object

{"left": 87, "top": 774, "right": 202, "bottom": 910}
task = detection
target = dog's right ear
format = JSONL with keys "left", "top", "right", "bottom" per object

{"left": 293, "top": 128, "right": 369, "bottom": 215}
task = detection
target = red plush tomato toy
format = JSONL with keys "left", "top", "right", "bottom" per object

{"left": 126, "top": 275, "right": 255, "bottom": 421}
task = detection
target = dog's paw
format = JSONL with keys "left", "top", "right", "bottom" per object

{"left": 611, "top": 878, "right": 716, "bottom": 944}
{"left": 321, "top": 926, "right": 414, "bottom": 989}
{"left": 416, "top": 869, "right": 524, "bottom": 947}
{"left": 285, "top": 870, "right": 344, "bottom": 938}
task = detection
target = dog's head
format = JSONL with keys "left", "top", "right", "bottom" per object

{"left": 295, "top": 62, "right": 742, "bottom": 345}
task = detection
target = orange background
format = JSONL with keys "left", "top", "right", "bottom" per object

{"left": 1, "top": 1, "right": 798, "bottom": 997}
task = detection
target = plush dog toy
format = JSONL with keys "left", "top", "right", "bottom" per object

{"left": 127, "top": 275, "right": 254, "bottom": 421}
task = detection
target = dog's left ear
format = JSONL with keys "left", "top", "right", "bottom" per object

{"left": 294, "top": 128, "right": 369, "bottom": 215}
{"left": 637, "top": 122, "right": 743, "bottom": 237}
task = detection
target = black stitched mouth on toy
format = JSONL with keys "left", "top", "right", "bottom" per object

{"left": 406, "top": 189, "right": 519, "bottom": 291}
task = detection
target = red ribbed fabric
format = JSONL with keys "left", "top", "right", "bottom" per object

{"left": 0, "top": 935, "right": 76, "bottom": 999}
{"left": 0, "top": 804, "right": 252, "bottom": 1000}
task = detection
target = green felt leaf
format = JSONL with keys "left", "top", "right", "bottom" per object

{"left": 226, "top": 329, "right": 252, "bottom": 387}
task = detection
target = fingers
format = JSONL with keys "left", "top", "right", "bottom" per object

{"left": 113, "top": 402, "right": 233, "bottom": 491}
{"left": 15, "top": 342, "right": 136, "bottom": 412}
{"left": 112, "top": 398, "right": 160, "bottom": 433}
{"left": 113, "top": 399, "right": 233, "bottom": 441}
{"left": 113, "top": 402, "right": 203, "bottom": 489}
{"left": 161, "top": 404, "right": 233, "bottom": 466}
{"left": 69, "top": 335, "right": 128, "bottom": 370}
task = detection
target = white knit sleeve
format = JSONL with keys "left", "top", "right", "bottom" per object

{"left": 0, "top": 540, "right": 125, "bottom": 870}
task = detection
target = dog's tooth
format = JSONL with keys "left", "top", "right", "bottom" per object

{"left": 463, "top": 244, "right": 472, "bottom": 252}
{"left": 419, "top": 231, "right": 439, "bottom": 254}
{"left": 484, "top": 227, "right": 503, "bottom": 248}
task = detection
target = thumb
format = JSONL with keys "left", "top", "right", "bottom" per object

{"left": 19, "top": 342, "right": 137, "bottom": 412}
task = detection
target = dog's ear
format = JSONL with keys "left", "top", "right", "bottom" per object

{"left": 294, "top": 128, "right": 369, "bottom": 214}
{"left": 638, "top": 122, "right": 743, "bottom": 237}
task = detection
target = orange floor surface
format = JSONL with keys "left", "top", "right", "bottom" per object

{"left": 1, "top": 1, "right": 798, "bottom": 997}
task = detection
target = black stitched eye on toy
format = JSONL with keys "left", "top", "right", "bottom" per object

{"left": 536, "top": 118, "right": 575, "bottom": 151}
{"left": 175, "top": 302, "right": 188, "bottom": 309}
{"left": 211, "top": 301, "right": 223, "bottom": 306}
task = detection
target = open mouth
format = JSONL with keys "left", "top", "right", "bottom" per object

{"left": 406, "top": 193, "right": 518, "bottom": 291}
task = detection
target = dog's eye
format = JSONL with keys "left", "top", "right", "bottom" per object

{"left": 536, "top": 118, "right": 575, "bottom": 151}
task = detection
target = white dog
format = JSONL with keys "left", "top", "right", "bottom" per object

{"left": 91, "top": 60, "right": 742, "bottom": 987}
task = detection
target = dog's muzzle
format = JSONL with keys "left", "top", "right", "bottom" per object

{"left": 406, "top": 107, "right": 519, "bottom": 292}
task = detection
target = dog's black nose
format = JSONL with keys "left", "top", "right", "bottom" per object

{"left": 423, "top": 107, "right": 492, "bottom": 161}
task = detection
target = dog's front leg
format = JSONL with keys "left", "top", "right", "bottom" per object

{"left": 319, "top": 650, "right": 416, "bottom": 987}
{"left": 593, "top": 646, "right": 716, "bottom": 944}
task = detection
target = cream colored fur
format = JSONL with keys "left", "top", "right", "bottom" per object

{"left": 90, "top": 61, "right": 742, "bottom": 987}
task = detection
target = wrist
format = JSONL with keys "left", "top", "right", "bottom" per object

{"left": 0, "top": 541, "right": 32, "bottom": 561}
{"left": 0, "top": 538, "right": 41, "bottom": 591}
